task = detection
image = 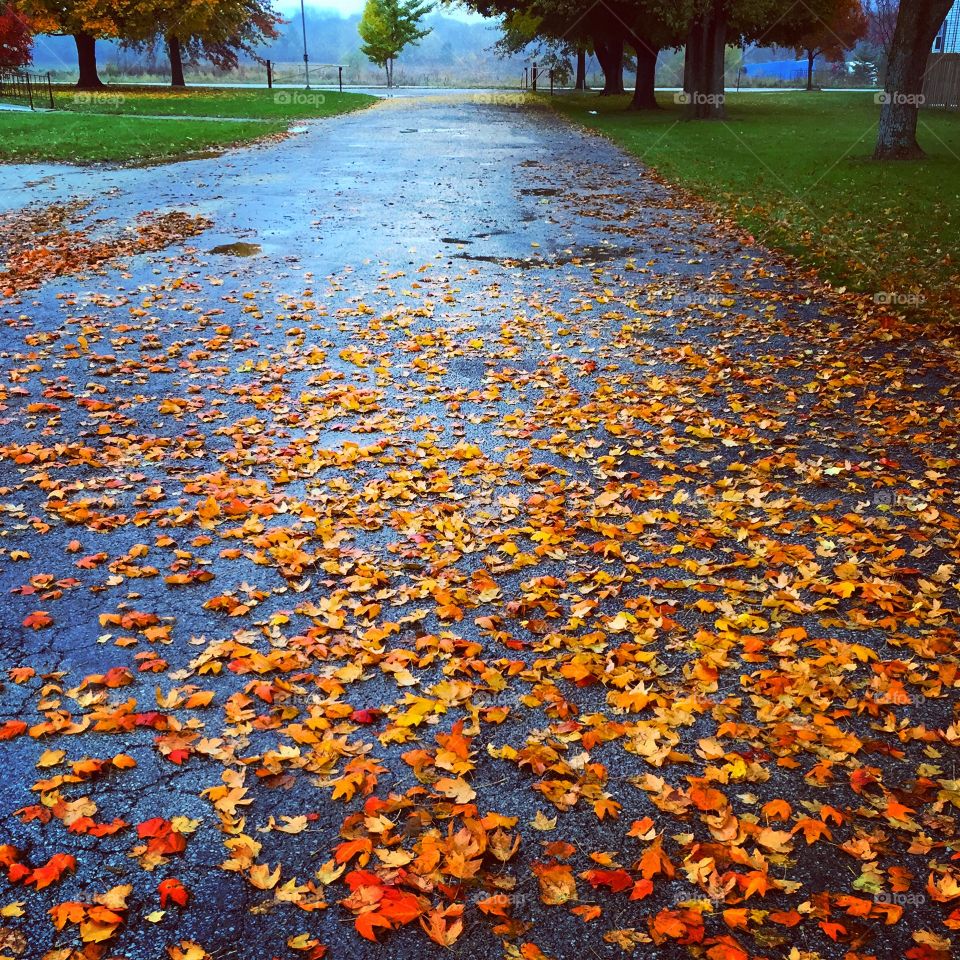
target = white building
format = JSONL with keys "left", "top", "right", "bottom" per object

{"left": 933, "top": 3, "right": 960, "bottom": 53}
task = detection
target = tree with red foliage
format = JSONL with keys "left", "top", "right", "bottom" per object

{"left": 771, "top": 0, "right": 869, "bottom": 90}
{"left": 0, "top": 4, "right": 33, "bottom": 68}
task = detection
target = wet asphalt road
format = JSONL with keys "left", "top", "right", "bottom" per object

{"left": 2, "top": 96, "right": 635, "bottom": 257}
{"left": 0, "top": 96, "right": 958, "bottom": 960}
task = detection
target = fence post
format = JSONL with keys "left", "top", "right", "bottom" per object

{"left": 26, "top": 73, "right": 33, "bottom": 110}
{"left": 266, "top": 60, "right": 272, "bottom": 89}
{"left": 46, "top": 72, "right": 53, "bottom": 108}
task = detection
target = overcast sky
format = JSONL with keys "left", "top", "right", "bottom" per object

{"left": 273, "top": 1, "right": 487, "bottom": 22}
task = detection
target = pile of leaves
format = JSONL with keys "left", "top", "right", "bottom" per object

{"left": 0, "top": 201, "right": 211, "bottom": 295}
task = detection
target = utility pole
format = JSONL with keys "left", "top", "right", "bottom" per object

{"left": 300, "top": 0, "right": 310, "bottom": 89}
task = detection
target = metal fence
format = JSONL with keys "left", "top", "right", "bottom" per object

{"left": 264, "top": 61, "right": 344, "bottom": 92}
{"left": 0, "top": 70, "right": 54, "bottom": 110}
{"left": 922, "top": 53, "right": 960, "bottom": 110}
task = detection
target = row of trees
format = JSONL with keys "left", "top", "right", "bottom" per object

{"left": 459, "top": 1, "right": 869, "bottom": 110}
{"left": 455, "top": 0, "right": 955, "bottom": 159}
{"left": 1, "top": 0, "right": 281, "bottom": 87}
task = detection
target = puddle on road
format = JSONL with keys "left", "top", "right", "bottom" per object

{"left": 439, "top": 231, "right": 512, "bottom": 246}
{"left": 209, "top": 241, "right": 262, "bottom": 257}
{"left": 399, "top": 127, "right": 462, "bottom": 135}
{"left": 452, "top": 243, "right": 642, "bottom": 269}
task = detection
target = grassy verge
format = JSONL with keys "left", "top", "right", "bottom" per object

{"left": 552, "top": 91, "right": 960, "bottom": 324}
{"left": 53, "top": 86, "right": 377, "bottom": 119}
{"left": 0, "top": 87, "right": 376, "bottom": 164}
{"left": 0, "top": 111, "right": 289, "bottom": 164}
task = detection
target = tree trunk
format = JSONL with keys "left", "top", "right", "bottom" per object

{"left": 874, "top": 0, "right": 953, "bottom": 158}
{"left": 168, "top": 35, "right": 186, "bottom": 88}
{"left": 576, "top": 47, "right": 588, "bottom": 91}
{"left": 684, "top": 6, "right": 727, "bottom": 119}
{"left": 595, "top": 33, "right": 626, "bottom": 96}
{"left": 707, "top": 14, "right": 727, "bottom": 115}
{"left": 613, "top": 39, "right": 626, "bottom": 94}
{"left": 73, "top": 32, "right": 103, "bottom": 89}
{"left": 807, "top": 49, "right": 815, "bottom": 90}
{"left": 630, "top": 42, "right": 660, "bottom": 110}
{"left": 594, "top": 36, "right": 610, "bottom": 93}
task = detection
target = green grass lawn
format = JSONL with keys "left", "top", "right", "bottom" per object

{"left": 0, "top": 111, "right": 291, "bottom": 164}
{"left": 553, "top": 91, "right": 960, "bottom": 325}
{"left": 53, "top": 85, "right": 376, "bottom": 120}
{"left": 0, "top": 87, "right": 376, "bottom": 164}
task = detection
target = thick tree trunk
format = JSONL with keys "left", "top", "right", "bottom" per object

{"left": 874, "top": 0, "right": 953, "bottom": 158}
{"left": 595, "top": 37, "right": 610, "bottom": 93}
{"left": 73, "top": 33, "right": 103, "bottom": 89}
{"left": 630, "top": 42, "right": 660, "bottom": 110}
{"left": 595, "top": 33, "right": 625, "bottom": 95}
{"left": 706, "top": 16, "right": 727, "bottom": 115}
{"left": 168, "top": 35, "right": 186, "bottom": 88}
{"left": 684, "top": 7, "right": 727, "bottom": 119}
{"left": 807, "top": 49, "right": 815, "bottom": 90}
{"left": 613, "top": 39, "right": 626, "bottom": 94}
{"left": 575, "top": 47, "right": 588, "bottom": 91}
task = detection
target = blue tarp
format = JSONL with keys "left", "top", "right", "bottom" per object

{"left": 742, "top": 59, "right": 808, "bottom": 81}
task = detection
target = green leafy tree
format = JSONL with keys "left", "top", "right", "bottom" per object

{"left": 358, "top": 0, "right": 433, "bottom": 88}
